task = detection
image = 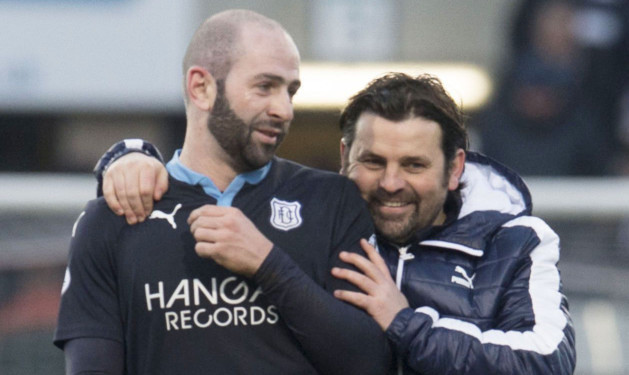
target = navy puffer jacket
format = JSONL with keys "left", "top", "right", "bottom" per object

{"left": 379, "top": 152, "right": 576, "bottom": 375}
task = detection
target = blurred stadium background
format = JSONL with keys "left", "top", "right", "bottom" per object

{"left": 1, "top": 0, "right": 628, "bottom": 374}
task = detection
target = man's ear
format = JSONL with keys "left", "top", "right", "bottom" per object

{"left": 448, "top": 149, "right": 466, "bottom": 191}
{"left": 186, "top": 66, "right": 217, "bottom": 112}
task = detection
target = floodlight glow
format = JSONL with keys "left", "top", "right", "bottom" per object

{"left": 294, "top": 62, "right": 493, "bottom": 111}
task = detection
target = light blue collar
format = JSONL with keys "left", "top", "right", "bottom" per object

{"left": 166, "top": 149, "right": 271, "bottom": 206}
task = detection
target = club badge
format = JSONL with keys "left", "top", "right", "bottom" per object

{"left": 270, "top": 198, "right": 302, "bottom": 231}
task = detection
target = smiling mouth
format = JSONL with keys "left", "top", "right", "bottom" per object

{"left": 375, "top": 200, "right": 413, "bottom": 214}
{"left": 372, "top": 199, "right": 416, "bottom": 216}
{"left": 382, "top": 201, "right": 406, "bottom": 207}
{"left": 254, "top": 128, "right": 282, "bottom": 143}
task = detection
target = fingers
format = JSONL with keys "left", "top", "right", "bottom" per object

{"left": 154, "top": 165, "right": 169, "bottom": 200}
{"left": 338, "top": 250, "right": 384, "bottom": 282}
{"left": 110, "top": 169, "right": 139, "bottom": 225}
{"left": 333, "top": 289, "right": 370, "bottom": 310}
{"left": 102, "top": 170, "right": 123, "bottom": 216}
{"left": 331, "top": 266, "right": 376, "bottom": 294}
{"left": 188, "top": 205, "right": 231, "bottom": 225}
{"left": 191, "top": 229, "right": 219, "bottom": 252}
{"left": 102, "top": 153, "right": 165, "bottom": 225}
{"left": 359, "top": 239, "right": 391, "bottom": 277}
{"left": 135, "top": 157, "right": 169, "bottom": 220}
{"left": 125, "top": 170, "right": 147, "bottom": 222}
{"left": 188, "top": 206, "right": 234, "bottom": 240}
{"left": 139, "top": 168, "right": 157, "bottom": 216}
{"left": 189, "top": 216, "right": 223, "bottom": 236}
{"left": 194, "top": 240, "right": 216, "bottom": 257}
{"left": 188, "top": 205, "right": 243, "bottom": 236}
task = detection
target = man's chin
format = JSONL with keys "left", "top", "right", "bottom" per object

{"left": 373, "top": 220, "right": 414, "bottom": 244}
{"left": 243, "top": 147, "right": 277, "bottom": 169}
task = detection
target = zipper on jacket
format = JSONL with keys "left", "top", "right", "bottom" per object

{"left": 395, "top": 245, "right": 414, "bottom": 375}
{"left": 395, "top": 245, "right": 414, "bottom": 290}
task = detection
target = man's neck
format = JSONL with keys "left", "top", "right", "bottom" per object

{"left": 179, "top": 130, "right": 239, "bottom": 192}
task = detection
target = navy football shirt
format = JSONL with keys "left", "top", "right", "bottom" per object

{"left": 55, "top": 156, "right": 388, "bottom": 375}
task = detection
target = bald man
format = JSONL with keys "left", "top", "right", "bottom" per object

{"left": 54, "top": 10, "right": 390, "bottom": 375}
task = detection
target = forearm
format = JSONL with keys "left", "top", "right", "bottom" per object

{"left": 388, "top": 218, "right": 577, "bottom": 375}
{"left": 388, "top": 304, "right": 575, "bottom": 375}
{"left": 254, "top": 246, "right": 391, "bottom": 375}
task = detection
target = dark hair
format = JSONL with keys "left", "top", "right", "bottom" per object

{"left": 340, "top": 72, "right": 468, "bottom": 160}
{"left": 339, "top": 72, "right": 468, "bottom": 199}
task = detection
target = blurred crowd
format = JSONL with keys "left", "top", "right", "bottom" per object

{"left": 474, "top": 0, "right": 629, "bottom": 176}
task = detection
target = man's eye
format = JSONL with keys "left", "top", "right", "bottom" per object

{"left": 361, "top": 159, "right": 384, "bottom": 169}
{"left": 405, "top": 163, "right": 425, "bottom": 173}
{"left": 257, "top": 83, "right": 273, "bottom": 92}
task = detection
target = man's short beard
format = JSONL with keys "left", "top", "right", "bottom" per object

{"left": 208, "top": 80, "right": 284, "bottom": 172}
{"left": 356, "top": 157, "right": 452, "bottom": 245}
{"left": 369, "top": 203, "right": 421, "bottom": 244}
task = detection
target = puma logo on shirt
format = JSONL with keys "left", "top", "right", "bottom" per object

{"left": 149, "top": 203, "right": 182, "bottom": 229}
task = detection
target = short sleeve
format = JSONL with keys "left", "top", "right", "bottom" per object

{"left": 54, "top": 199, "right": 124, "bottom": 348}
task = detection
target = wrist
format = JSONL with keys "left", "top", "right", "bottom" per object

{"left": 94, "top": 139, "right": 164, "bottom": 196}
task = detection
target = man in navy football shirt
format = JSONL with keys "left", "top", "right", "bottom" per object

{"left": 54, "top": 9, "right": 390, "bottom": 375}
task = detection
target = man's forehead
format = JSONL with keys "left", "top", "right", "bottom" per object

{"left": 352, "top": 113, "right": 443, "bottom": 155}
{"left": 232, "top": 27, "right": 300, "bottom": 80}
{"left": 240, "top": 23, "right": 299, "bottom": 57}
{"left": 355, "top": 112, "right": 442, "bottom": 135}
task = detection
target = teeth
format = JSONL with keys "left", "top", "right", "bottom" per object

{"left": 381, "top": 201, "right": 405, "bottom": 207}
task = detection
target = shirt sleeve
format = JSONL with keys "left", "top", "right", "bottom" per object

{"left": 386, "top": 216, "right": 576, "bottom": 375}
{"left": 54, "top": 199, "right": 124, "bottom": 349}
{"left": 63, "top": 338, "right": 124, "bottom": 375}
{"left": 253, "top": 178, "right": 392, "bottom": 375}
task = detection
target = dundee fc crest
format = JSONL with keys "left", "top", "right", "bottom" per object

{"left": 270, "top": 198, "right": 302, "bottom": 231}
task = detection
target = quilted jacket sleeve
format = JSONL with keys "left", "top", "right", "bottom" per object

{"left": 386, "top": 216, "right": 576, "bottom": 374}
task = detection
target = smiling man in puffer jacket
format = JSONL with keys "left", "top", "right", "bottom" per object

{"left": 89, "top": 73, "right": 576, "bottom": 374}
{"left": 332, "top": 74, "right": 575, "bottom": 374}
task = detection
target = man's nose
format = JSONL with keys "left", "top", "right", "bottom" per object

{"left": 267, "top": 91, "right": 294, "bottom": 122}
{"left": 379, "top": 166, "right": 405, "bottom": 193}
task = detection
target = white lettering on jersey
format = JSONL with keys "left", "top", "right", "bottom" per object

{"left": 145, "top": 277, "right": 278, "bottom": 331}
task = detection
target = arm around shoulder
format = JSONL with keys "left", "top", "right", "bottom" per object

{"left": 94, "top": 139, "right": 164, "bottom": 197}
{"left": 94, "top": 139, "right": 168, "bottom": 224}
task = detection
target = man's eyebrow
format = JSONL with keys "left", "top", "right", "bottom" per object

{"left": 400, "top": 155, "right": 432, "bottom": 165}
{"left": 357, "top": 150, "right": 383, "bottom": 159}
{"left": 254, "top": 73, "right": 301, "bottom": 88}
